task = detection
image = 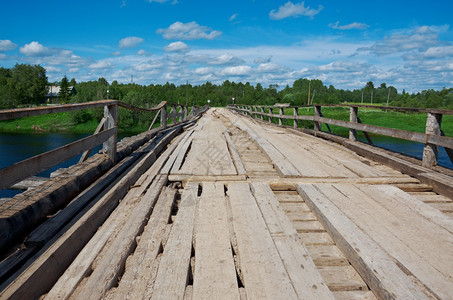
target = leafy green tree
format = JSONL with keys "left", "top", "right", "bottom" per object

{"left": 365, "top": 81, "right": 375, "bottom": 103}
{"left": 9, "top": 64, "right": 47, "bottom": 106}
{"left": 59, "top": 75, "right": 70, "bottom": 103}
{"left": 0, "top": 67, "right": 14, "bottom": 108}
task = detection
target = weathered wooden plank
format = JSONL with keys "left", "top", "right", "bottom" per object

{"left": 160, "top": 130, "right": 193, "bottom": 174}
{"left": 369, "top": 185, "right": 453, "bottom": 234}
{"left": 297, "top": 184, "right": 432, "bottom": 300}
{"left": 168, "top": 174, "right": 247, "bottom": 182}
{"left": 192, "top": 182, "right": 240, "bottom": 300}
{"left": 332, "top": 291, "right": 377, "bottom": 300}
{"left": 227, "top": 182, "right": 297, "bottom": 299}
{"left": 112, "top": 187, "right": 176, "bottom": 300}
{"left": 231, "top": 117, "right": 300, "bottom": 177}
{"left": 175, "top": 117, "right": 237, "bottom": 176}
{"left": 222, "top": 130, "right": 247, "bottom": 176}
{"left": 306, "top": 245, "right": 349, "bottom": 266}
{"left": 334, "top": 183, "right": 453, "bottom": 298}
{"left": 169, "top": 132, "right": 194, "bottom": 173}
{"left": 150, "top": 182, "right": 198, "bottom": 299}
{"left": 250, "top": 183, "right": 334, "bottom": 299}
{"left": 9, "top": 176, "right": 48, "bottom": 190}
{"left": 318, "top": 265, "right": 368, "bottom": 292}
{"left": 299, "top": 232, "right": 334, "bottom": 245}
{"left": 75, "top": 175, "right": 168, "bottom": 300}
{"left": 0, "top": 127, "right": 117, "bottom": 190}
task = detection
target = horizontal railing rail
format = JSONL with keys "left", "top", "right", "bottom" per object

{"left": 228, "top": 103, "right": 453, "bottom": 168}
{"left": 0, "top": 100, "right": 206, "bottom": 191}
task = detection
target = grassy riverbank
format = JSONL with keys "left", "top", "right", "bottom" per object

{"left": 0, "top": 111, "right": 152, "bottom": 134}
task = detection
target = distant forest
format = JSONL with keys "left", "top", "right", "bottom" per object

{"left": 1, "top": 63, "right": 453, "bottom": 111}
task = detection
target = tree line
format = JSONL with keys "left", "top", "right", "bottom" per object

{"left": 1, "top": 63, "right": 453, "bottom": 113}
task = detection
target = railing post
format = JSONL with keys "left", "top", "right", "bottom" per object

{"left": 314, "top": 105, "right": 322, "bottom": 131}
{"left": 269, "top": 108, "right": 273, "bottom": 123}
{"left": 422, "top": 112, "right": 442, "bottom": 167}
{"left": 278, "top": 107, "right": 283, "bottom": 125}
{"left": 349, "top": 106, "right": 358, "bottom": 141}
{"left": 260, "top": 107, "right": 264, "bottom": 120}
{"left": 293, "top": 107, "right": 299, "bottom": 128}
{"left": 103, "top": 103, "right": 118, "bottom": 163}
{"left": 184, "top": 106, "right": 188, "bottom": 121}
{"left": 160, "top": 103, "right": 167, "bottom": 129}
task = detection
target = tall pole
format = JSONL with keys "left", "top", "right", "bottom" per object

{"left": 186, "top": 80, "right": 188, "bottom": 106}
{"left": 307, "top": 82, "right": 311, "bottom": 106}
{"left": 386, "top": 87, "right": 391, "bottom": 107}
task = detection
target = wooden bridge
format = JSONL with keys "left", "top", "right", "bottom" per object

{"left": 1, "top": 101, "right": 453, "bottom": 299}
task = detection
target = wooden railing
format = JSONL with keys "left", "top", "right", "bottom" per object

{"left": 228, "top": 104, "right": 453, "bottom": 168}
{"left": 0, "top": 100, "right": 205, "bottom": 191}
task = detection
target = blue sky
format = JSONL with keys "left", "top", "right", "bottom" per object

{"left": 1, "top": 0, "right": 452, "bottom": 93}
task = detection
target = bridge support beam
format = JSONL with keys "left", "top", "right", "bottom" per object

{"left": 422, "top": 112, "right": 442, "bottom": 168}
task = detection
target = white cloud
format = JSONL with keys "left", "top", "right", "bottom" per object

{"left": 257, "top": 63, "right": 284, "bottom": 73}
{"left": 119, "top": 36, "right": 144, "bottom": 49}
{"left": 164, "top": 41, "right": 190, "bottom": 53}
{"left": 254, "top": 56, "right": 272, "bottom": 64}
{"left": 89, "top": 60, "right": 113, "bottom": 69}
{"left": 44, "top": 66, "right": 61, "bottom": 73}
{"left": 20, "top": 41, "right": 53, "bottom": 56}
{"left": 194, "top": 67, "right": 214, "bottom": 75}
{"left": 423, "top": 45, "right": 453, "bottom": 58}
{"left": 134, "top": 59, "right": 164, "bottom": 71}
{"left": 136, "top": 49, "right": 149, "bottom": 56}
{"left": 157, "top": 21, "right": 222, "bottom": 40}
{"left": 269, "top": 1, "right": 322, "bottom": 20}
{"left": 329, "top": 21, "right": 369, "bottom": 30}
{"left": 0, "top": 40, "right": 17, "bottom": 51}
{"left": 229, "top": 14, "right": 238, "bottom": 22}
{"left": 318, "top": 61, "right": 369, "bottom": 72}
{"left": 111, "top": 51, "right": 122, "bottom": 56}
{"left": 358, "top": 25, "right": 443, "bottom": 56}
{"left": 208, "top": 54, "right": 245, "bottom": 65}
{"left": 221, "top": 65, "right": 252, "bottom": 76}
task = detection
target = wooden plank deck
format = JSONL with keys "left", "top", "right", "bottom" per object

{"left": 2, "top": 107, "right": 453, "bottom": 300}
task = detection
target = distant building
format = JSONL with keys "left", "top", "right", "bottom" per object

{"left": 45, "top": 85, "right": 75, "bottom": 103}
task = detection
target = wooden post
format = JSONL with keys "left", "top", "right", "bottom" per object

{"left": 314, "top": 105, "right": 322, "bottom": 131}
{"left": 269, "top": 108, "right": 273, "bottom": 124}
{"left": 103, "top": 104, "right": 117, "bottom": 163}
{"left": 349, "top": 106, "right": 358, "bottom": 141}
{"left": 160, "top": 103, "right": 167, "bottom": 129}
{"left": 422, "top": 112, "right": 442, "bottom": 167}
{"left": 184, "top": 106, "right": 188, "bottom": 121}
{"left": 293, "top": 107, "right": 299, "bottom": 128}
{"left": 260, "top": 107, "right": 264, "bottom": 120}
{"left": 172, "top": 104, "right": 177, "bottom": 125}
{"left": 278, "top": 107, "right": 283, "bottom": 126}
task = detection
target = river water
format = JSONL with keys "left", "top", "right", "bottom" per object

{"left": 0, "top": 131, "right": 452, "bottom": 198}
{"left": 0, "top": 131, "right": 134, "bottom": 198}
